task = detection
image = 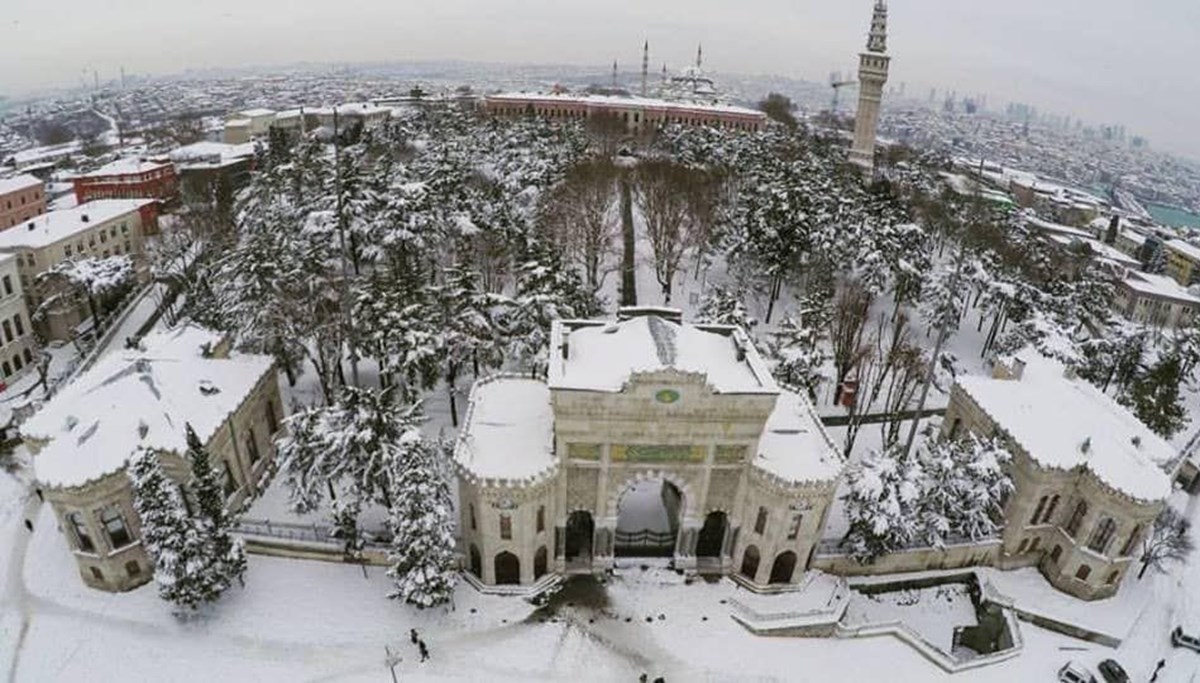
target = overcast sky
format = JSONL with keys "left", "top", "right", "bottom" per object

{"left": 3, "top": 0, "right": 1198, "bottom": 157}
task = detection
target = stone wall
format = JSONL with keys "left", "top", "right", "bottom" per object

{"left": 811, "top": 539, "right": 1002, "bottom": 577}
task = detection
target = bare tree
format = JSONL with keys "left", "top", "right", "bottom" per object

{"left": 1139, "top": 507, "right": 1193, "bottom": 579}
{"left": 829, "top": 280, "right": 875, "bottom": 405}
{"left": 542, "top": 159, "right": 619, "bottom": 293}
{"left": 633, "top": 160, "right": 701, "bottom": 305}
{"left": 586, "top": 111, "right": 627, "bottom": 158}
{"left": 842, "top": 313, "right": 925, "bottom": 456}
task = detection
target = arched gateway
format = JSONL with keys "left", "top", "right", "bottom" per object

{"left": 453, "top": 310, "right": 843, "bottom": 590}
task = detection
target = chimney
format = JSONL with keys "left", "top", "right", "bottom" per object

{"left": 80, "top": 214, "right": 89, "bottom": 223}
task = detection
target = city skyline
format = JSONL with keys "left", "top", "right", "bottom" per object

{"left": 2, "top": 0, "right": 1198, "bottom": 158}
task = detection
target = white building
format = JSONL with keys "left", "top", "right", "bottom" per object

{"left": 455, "top": 309, "right": 843, "bottom": 589}
{"left": 1114, "top": 271, "right": 1200, "bottom": 330}
{"left": 0, "top": 254, "right": 37, "bottom": 384}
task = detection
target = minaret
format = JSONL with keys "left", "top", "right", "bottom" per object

{"left": 849, "top": 0, "right": 891, "bottom": 176}
{"left": 696, "top": 43, "right": 703, "bottom": 69}
{"left": 612, "top": 60, "right": 618, "bottom": 88}
{"left": 641, "top": 41, "right": 650, "bottom": 97}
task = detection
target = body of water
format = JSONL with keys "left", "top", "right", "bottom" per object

{"left": 1146, "top": 201, "right": 1200, "bottom": 229}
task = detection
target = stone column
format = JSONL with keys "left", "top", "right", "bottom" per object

{"left": 593, "top": 526, "right": 615, "bottom": 573}
{"left": 674, "top": 524, "right": 700, "bottom": 571}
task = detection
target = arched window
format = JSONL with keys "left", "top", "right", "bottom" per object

{"left": 1075, "top": 564, "right": 1091, "bottom": 581}
{"left": 1120, "top": 524, "right": 1143, "bottom": 556}
{"left": 468, "top": 504, "right": 476, "bottom": 531}
{"left": 754, "top": 507, "right": 768, "bottom": 535}
{"left": 769, "top": 551, "right": 798, "bottom": 584}
{"left": 265, "top": 401, "right": 279, "bottom": 434}
{"left": 99, "top": 507, "right": 133, "bottom": 549}
{"left": 1087, "top": 517, "right": 1118, "bottom": 554}
{"left": 125, "top": 560, "right": 141, "bottom": 578}
{"left": 67, "top": 512, "right": 95, "bottom": 553}
{"left": 245, "top": 428, "right": 260, "bottom": 465}
{"left": 1017, "top": 538, "right": 1029, "bottom": 554}
{"left": 494, "top": 551, "right": 520, "bottom": 585}
{"left": 740, "top": 545, "right": 761, "bottom": 580}
{"left": 1049, "top": 545, "right": 1063, "bottom": 564}
{"left": 534, "top": 546, "right": 548, "bottom": 580}
{"left": 787, "top": 514, "right": 804, "bottom": 540}
{"left": 1029, "top": 536, "right": 1041, "bottom": 552}
{"left": 1029, "top": 496, "right": 1048, "bottom": 525}
{"left": 1065, "top": 501, "right": 1088, "bottom": 537}
{"left": 1041, "top": 495, "right": 1060, "bottom": 524}
{"left": 536, "top": 506, "right": 545, "bottom": 534}
{"left": 468, "top": 544, "right": 482, "bottom": 578}
{"left": 500, "top": 513, "right": 512, "bottom": 540}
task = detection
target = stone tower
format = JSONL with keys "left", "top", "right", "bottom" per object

{"left": 850, "top": 0, "right": 890, "bottom": 175}
{"left": 642, "top": 41, "right": 650, "bottom": 96}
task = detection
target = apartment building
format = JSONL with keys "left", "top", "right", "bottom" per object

{"left": 1164, "top": 239, "right": 1200, "bottom": 287}
{"left": 0, "top": 174, "right": 48, "bottom": 230}
{"left": 0, "top": 254, "right": 37, "bottom": 385}
{"left": 71, "top": 158, "right": 178, "bottom": 208}
{"left": 0, "top": 199, "right": 157, "bottom": 340}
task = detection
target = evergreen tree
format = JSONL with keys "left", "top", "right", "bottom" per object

{"left": 769, "top": 309, "right": 826, "bottom": 401}
{"left": 841, "top": 444, "right": 926, "bottom": 561}
{"left": 186, "top": 424, "right": 247, "bottom": 592}
{"left": 696, "top": 285, "right": 757, "bottom": 331}
{"left": 128, "top": 448, "right": 216, "bottom": 610}
{"left": 917, "top": 435, "right": 1013, "bottom": 547}
{"left": 1122, "top": 352, "right": 1189, "bottom": 439}
{"left": 387, "top": 438, "right": 458, "bottom": 608}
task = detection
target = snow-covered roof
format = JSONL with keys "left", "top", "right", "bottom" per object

{"left": 0, "top": 199, "right": 153, "bottom": 250}
{"left": 168, "top": 141, "right": 256, "bottom": 163}
{"left": 454, "top": 376, "right": 554, "bottom": 483}
{"left": 486, "top": 92, "right": 767, "bottom": 119}
{"left": 239, "top": 108, "right": 276, "bottom": 118}
{"left": 0, "top": 174, "right": 42, "bottom": 195}
{"left": 956, "top": 351, "right": 1174, "bottom": 502}
{"left": 74, "top": 158, "right": 171, "bottom": 178}
{"left": 548, "top": 316, "right": 778, "bottom": 394}
{"left": 753, "top": 390, "right": 843, "bottom": 485}
{"left": 1026, "top": 215, "right": 1092, "bottom": 239}
{"left": 1166, "top": 239, "right": 1200, "bottom": 263}
{"left": 1121, "top": 272, "right": 1200, "bottom": 305}
{"left": 25, "top": 327, "right": 273, "bottom": 489}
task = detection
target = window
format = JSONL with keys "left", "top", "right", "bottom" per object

{"left": 1029, "top": 496, "right": 1048, "bottom": 525}
{"left": 90, "top": 567, "right": 104, "bottom": 581}
{"left": 13, "top": 314, "right": 22, "bottom": 337}
{"left": 121, "top": 223, "right": 128, "bottom": 234}
{"left": 100, "top": 231, "right": 107, "bottom": 243}
{"left": 1106, "top": 570, "right": 1120, "bottom": 585}
{"left": 786, "top": 514, "right": 803, "bottom": 540}
{"left": 246, "top": 428, "right": 260, "bottom": 464}
{"left": 1065, "top": 501, "right": 1088, "bottom": 537}
{"left": 1, "top": 362, "right": 10, "bottom": 377}
{"left": 124, "top": 240, "right": 131, "bottom": 252}
{"left": 222, "top": 461, "right": 237, "bottom": 496}
{"left": 1029, "top": 536, "right": 1040, "bottom": 552}
{"left": 125, "top": 560, "right": 141, "bottom": 578}
{"left": 1041, "top": 495, "right": 1060, "bottom": 524}
{"left": 22, "top": 348, "right": 31, "bottom": 365}
{"left": 13, "top": 354, "right": 22, "bottom": 371}
{"left": 536, "top": 506, "right": 545, "bottom": 533}
{"left": 755, "top": 507, "right": 768, "bottom": 535}
{"left": 1088, "top": 517, "right": 1118, "bottom": 554}
{"left": 1049, "top": 545, "right": 1063, "bottom": 564}
{"left": 64, "top": 245, "right": 72, "bottom": 257}
{"left": 949, "top": 418, "right": 962, "bottom": 439}
{"left": 68, "top": 512, "right": 95, "bottom": 552}
{"left": 2, "top": 320, "right": 12, "bottom": 343}
{"left": 1017, "top": 538, "right": 1029, "bottom": 554}
{"left": 1075, "top": 564, "right": 1091, "bottom": 581}
{"left": 266, "top": 402, "right": 279, "bottom": 434}
{"left": 2, "top": 275, "right": 11, "bottom": 296}
{"left": 1120, "top": 525, "right": 1143, "bottom": 557}
{"left": 500, "top": 514, "right": 512, "bottom": 540}
{"left": 469, "top": 504, "right": 476, "bottom": 531}
{"left": 100, "top": 507, "right": 133, "bottom": 549}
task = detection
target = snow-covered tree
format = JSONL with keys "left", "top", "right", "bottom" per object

{"left": 277, "top": 386, "right": 424, "bottom": 516}
{"left": 128, "top": 449, "right": 217, "bottom": 610}
{"left": 185, "top": 425, "right": 247, "bottom": 591}
{"left": 695, "top": 285, "right": 757, "bottom": 331}
{"left": 35, "top": 255, "right": 136, "bottom": 331}
{"left": 769, "top": 306, "right": 827, "bottom": 401}
{"left": 917, "top": 435, "right": 1013, "bottom": 548}
{"left": 387, "top": 437, "right": 458, "bottom": 608}
{"left": 503, "top": 250, "right": 597, "bottom": 378}
{"left": 1122, "top": 352, "right": 1189, "bottom": 439}
{"left": 841, "top": 444, "right": 926, "bottom": 561}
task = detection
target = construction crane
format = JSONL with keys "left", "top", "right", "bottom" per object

{"left": 829, "top": 71, "right": 857, "bottom": 114}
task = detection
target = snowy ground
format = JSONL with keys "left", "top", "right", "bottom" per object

{"left": 844, "top": 582, "right": 978, "bottom": 652}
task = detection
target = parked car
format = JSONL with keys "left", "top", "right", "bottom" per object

{"left": 1173, "top": 626, "right": 1200, "bottom": 652}
{"left": 1058, "top": 661, "right": 1096, "bottom": 683}
{"left": 1097, "top": 659, "right": 1129, "bottom": 683}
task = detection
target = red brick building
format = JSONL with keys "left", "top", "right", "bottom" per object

{"left": 483, "top": 93, "right": 767, "bottom": 133}
{"left": 0, "top": 175, "right": 47, "bottom": 230}
{"left": 71, "top": 159, "right": 178, "bottom": 207}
